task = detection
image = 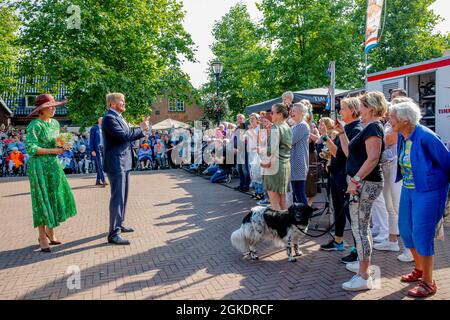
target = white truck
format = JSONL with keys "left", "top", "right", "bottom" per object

{"left": 366, "top": 54, "right": 450, "bottom": 143}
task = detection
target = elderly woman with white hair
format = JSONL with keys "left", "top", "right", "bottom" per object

{"left": 389, "top": 100, "right": 450, "bottom": 298}
{"left": 76, "top": 144, "right": 91, "bottom": 174}
{"left": 282, "top": 91, "right": 294, "bottom": 110}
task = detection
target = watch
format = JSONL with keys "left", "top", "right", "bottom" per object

{"left": 353, "top": 175, "right": 362, "bottom": 183}
{"left": 321, "top": 135, "right": 329, "bottom": 142}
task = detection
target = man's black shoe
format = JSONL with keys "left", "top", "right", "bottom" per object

{"left": 234, "top": 186, "right": 242, "bottom": 191}
{"left": 241, "top": 187, "right": 250, "bottom": 192}
{"left": 108, "top": 235, "right": 130, "bottom": 245}
{"left": 341, "top": 249, "right": 358, "bottom": 264}
{"left": 121, "top": 226, "right": 134, "bottom": 233}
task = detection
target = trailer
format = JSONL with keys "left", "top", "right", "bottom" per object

{"left": 366, "top": 54, "right": 450, "bottom": 142}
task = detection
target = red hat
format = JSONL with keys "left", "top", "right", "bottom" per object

{"left": 27, "top": 94, "right": 67, "bottom": 117}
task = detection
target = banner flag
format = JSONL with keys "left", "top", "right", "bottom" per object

{"left": 365, "top": 0, "right": 384, "bottom": 54}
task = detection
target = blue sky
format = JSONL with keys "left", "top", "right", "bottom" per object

{"left": 181, "top": 0, "right": 450, "bottom": 89}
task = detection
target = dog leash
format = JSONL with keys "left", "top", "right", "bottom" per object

{"left": 294, "top": 198, "right": 353, "bottom": 238}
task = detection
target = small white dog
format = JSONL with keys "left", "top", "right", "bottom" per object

{"left": 231, "top": 203, "right": 313, "bottom": 262}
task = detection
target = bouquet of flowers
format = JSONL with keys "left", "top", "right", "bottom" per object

{"left": 55, "top": 132, "right": 74, "bottom": 150}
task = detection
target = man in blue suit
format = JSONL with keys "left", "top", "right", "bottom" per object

{"left": 102, "top": 93, "right": 149, "bottom": 245}
{"left": 90, "top": 117, "right": 107, "bottom": 186}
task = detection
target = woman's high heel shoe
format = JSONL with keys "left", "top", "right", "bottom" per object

{"left": 38, "top": 238, "right": 51, "bottom": 253}
{"left": 45, "top": 232, "right": 62, "bottom": 245}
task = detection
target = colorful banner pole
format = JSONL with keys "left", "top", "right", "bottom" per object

{"left": 365, "top": 0, "right": 385, "bottom": 85}
{"left": 365, "top": 0, "right": 384, "bottom": 54}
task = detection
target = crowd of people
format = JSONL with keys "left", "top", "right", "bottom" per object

{"left": 0, "top": 123, "right": 185, "bottom": 178}
{"left": 7, "top": 88, "right": 450, "bottom": 299}
{"left": 0, "top": 126, "right": 28, "bottom": 176}
{"left": 185, "top": 89, "right": 449, "bottom": 297}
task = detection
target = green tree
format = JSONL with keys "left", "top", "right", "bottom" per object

{"left": 15, "top": 0, "right": 195, "bottom": 126}
{"left": 205, "top": 0, "right": 449, "bottom": 114}
{"left": 258, "top": 0, "right": 367, "bottom": 92}
{"left": 365, "top": 0, "right": 449, "bottom": 73}
{"left": 206, "top": 3, "right": 271, "bottom": 118}
{"left": 0, "top": 5, "right": 20, "bottom": 95}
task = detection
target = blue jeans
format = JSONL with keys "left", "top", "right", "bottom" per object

{"left": 211, "top": 168, "right": 229, "bottom": 183}
{"left": 291, "top": 180, "right": 307, "bottom": 204}
{"left": 207, "top": 164, "right": 219, "bottom": 175}
{"left": 254, "top": 182, "right": 264, "bottom": 195}
{"left": 236, "top": 163, "right": 250, "bottom": 189}
{"left": 399, "top": 186, "right": 448, "bottom": 256}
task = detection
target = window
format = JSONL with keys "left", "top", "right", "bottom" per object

{"left": 25, "top": 94, "right": 39, "bottom": 108}
{"left": 168, "top": 99, "right": 185, "bottom": 112}
{"left": 155, "top": 110, "right": 160, "bottom": 115}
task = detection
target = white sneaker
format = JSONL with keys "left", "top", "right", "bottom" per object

{"left": 397, "top": 248, "right": 414, "bottom": 262}
{"left": 346, "top": 261, "right": 360, "bottom": 273}
{"left": 373, "top": 240, "right": 400, "bottom": 252}
{"left": 346, "top": 262, "right": 380, "bottom": 277}
{"left": 373, "top": 234, "right": 388, "bottom": 243}
{"left": 342, "top": 274, "right": 373, "bottom": 291}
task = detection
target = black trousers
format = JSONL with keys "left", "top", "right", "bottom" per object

{"left": 329, "top": 171, "right": 353, "bottom": 243}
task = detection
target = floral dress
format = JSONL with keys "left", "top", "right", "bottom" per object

{"left": 26, "top": 119, "right": 77, "bottom": 228}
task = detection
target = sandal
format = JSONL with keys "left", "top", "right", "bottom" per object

{"left": 408, "top": 280, "right": 437, "bottom": 298}
{"left": 37, "top": 238, "right": 51, "bottom": 253}
{"left": 401, "top": 268, "right": 422, "bottom": 283}
{"left": 45, "top": 232, "right": 62, "bottom": 245}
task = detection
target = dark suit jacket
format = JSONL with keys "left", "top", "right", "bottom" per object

{"left": 102, "top": 110, "right": 145, "bottom": 173}
{"left": 89, "top": 124, "right": 102, "bottom": 153}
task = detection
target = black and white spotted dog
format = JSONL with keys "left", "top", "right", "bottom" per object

{"left": 231, "top": 203, "right": 313, "bottom": 262}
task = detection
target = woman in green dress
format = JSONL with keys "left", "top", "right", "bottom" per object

{"left": 26, "top": 94, "right": 77, "bottom": 253}
{"left": 261, "top": 103, "right": 292, "bottom": 212}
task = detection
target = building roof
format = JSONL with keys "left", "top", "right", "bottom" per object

{"left": 1, "top": 76, "right": 69, "bottom": 117}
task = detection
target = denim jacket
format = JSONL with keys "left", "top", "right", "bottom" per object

{"left": 396, "top": 124, "right": 450, "bottom": 192}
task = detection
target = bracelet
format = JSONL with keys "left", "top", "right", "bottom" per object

{"left": 350, "top": 178, "right": 361, "bottom": 188}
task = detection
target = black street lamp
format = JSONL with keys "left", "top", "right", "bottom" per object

{"left": 211, "top": 61, "right": 223, "bottom": 96}
{"left": 211, "top": 61, "right": 223, "bottom": 125}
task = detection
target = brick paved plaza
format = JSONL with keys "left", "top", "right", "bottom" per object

{"left": 0, "top": 170, "right": 449, "bottom": 300}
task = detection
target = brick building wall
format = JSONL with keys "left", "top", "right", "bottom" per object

{"left": 148, "top": 96, "right": 203, "bottom": 124}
